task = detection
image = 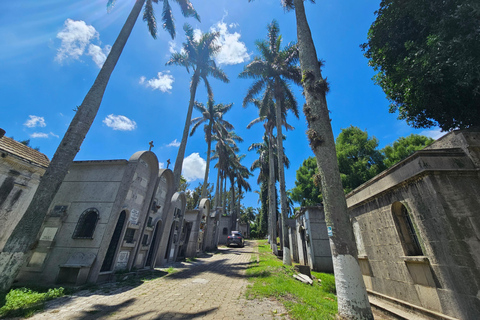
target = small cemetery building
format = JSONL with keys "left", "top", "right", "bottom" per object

{"left": 0, "top": 130, "right": 49, "bottom": 251}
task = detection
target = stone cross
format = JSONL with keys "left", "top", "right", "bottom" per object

{"left": 149, "top": 141, "right": 154, "bottom": 151}
{"left": 167, "top": 159, "right": 171, "bottom": 169}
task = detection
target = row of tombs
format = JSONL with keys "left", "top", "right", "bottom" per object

{"left": 283, "top": 129, "right": 480, "bottom": 320}
{"left": 0, "top": 132, "right": 238, "bottom": 287}
{"left": 1, "top": 128, "right": 479, "bottom": 319}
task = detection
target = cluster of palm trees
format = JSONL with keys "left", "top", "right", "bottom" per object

{"left": 1, "top": 0, "right": 374, "bottom": 318}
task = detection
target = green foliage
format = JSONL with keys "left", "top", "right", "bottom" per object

{"left": 239, "top": 206, "right": 256, "bottom": 224}
{"left": 382, "top": 134, "right": 434, "bottom": 167}
{"left": 185, "top": 181, "right": 214, "bottom": 210}
{"left": 362, "top": 0, "right": 480, "bottom": 130}
{"left": 246, "top": 241, "right": 337, "bottom": 319}
{"left": 0, "top": 287, "right": 64, "bottom": 318}
{"left": 289, "top": 157, "right": 322, "bottom": 206}
{"left": 336, "top": 126, "right": 386, "bottom": 193}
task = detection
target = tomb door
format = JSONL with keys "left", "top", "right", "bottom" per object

{"left": 300, "top": 229, "right": 308, "bottom": 266}
{"left": 145, "top": 221, "right": 162, "bottom": 267}
{"left": 164, "top": 222, "right": 176, "bottom": 260}
{"left": 100, "top": 211, "right": 126, "bottom": 272}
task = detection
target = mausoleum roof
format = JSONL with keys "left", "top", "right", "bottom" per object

{"left": 0, "top": 136, "right": 50, "bottom": 168}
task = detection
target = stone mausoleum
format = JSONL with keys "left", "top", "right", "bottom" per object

{"left": 346, "top": 129, "right": 480, "bottom": 319}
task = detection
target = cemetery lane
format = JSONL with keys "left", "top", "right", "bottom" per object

{"left": 27, "top": 241, "right": 289, "bottom": 320}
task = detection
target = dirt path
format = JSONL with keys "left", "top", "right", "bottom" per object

{"left": 26, "top": 241, "right": 289, "bottom": 320}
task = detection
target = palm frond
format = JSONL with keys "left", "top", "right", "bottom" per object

{"left": 162, "top": 0, "right": 175, "bottom": 39}
{"left": 143, "top": 0, "right": 157, "bottom": 39}
{"left": 174, "top": 0, "right": 200, "bottom": 21}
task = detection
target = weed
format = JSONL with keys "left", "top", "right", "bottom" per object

{"left": 0, "top": 287, "right": 65, "bottom": 318}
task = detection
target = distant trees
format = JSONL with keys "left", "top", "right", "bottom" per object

{"left": 362, "top": 0, "right": 480, "bottom": 131}
{"left": 290, "top": 129, "right": 435, "bottom": 206}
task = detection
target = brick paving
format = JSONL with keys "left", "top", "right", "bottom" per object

{"left": 27, "top": 241, "right": 289, "bottom": 320}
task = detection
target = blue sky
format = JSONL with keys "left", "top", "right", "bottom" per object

{"left": 0, "top": 0, "right": 443, "bottom": 209}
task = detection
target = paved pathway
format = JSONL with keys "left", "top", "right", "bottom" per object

{"left": 27, "top": 241, "right": 289, "bottom": 320}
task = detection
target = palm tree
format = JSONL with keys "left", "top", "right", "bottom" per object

{"left": 211, "top": 129, "right": 241, "bottom": 209}
{"left": 247, "top": 96, "right": 293, "bottom": 250}
{"left": 0, "top": 0, "right": 199, "bottom": 292}
{"left": 239, "top": 20, "right": 301, "bottom": 265}
{"left": 167, "top": 25, "right": 229, "bottom": 191}
{"left": 274, "top": 0, "right": 374, "bottom": 318}
{"left": 235, "top": 156, "right": 253, "bottom": 229}
{"left": 190, "top": 99, "right": 234, "bottom": 199}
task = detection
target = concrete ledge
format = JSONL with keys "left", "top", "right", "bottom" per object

{"left": 368, "top": 290, "right": 459, "bottom": 320}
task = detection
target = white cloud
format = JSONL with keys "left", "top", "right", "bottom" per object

{"left": 87, "top": 44, "right": 111, "bottom": 68}
{"left": 30, "top": 132, "right": 49, "bottom": 138}
{"left": 182, "top": 153, "right": 206, "bottom": 182}
{"left": 167, "top": 139, "right": 180, "bottom": 147}
{"left": 140, "top": 71, "right": 174, "bottom": 93}
{"left": 420, "top": 128, "right": 445, "bottom": 140}
{"left": 168, "top": 41, "right": 177, "bottom": 54}
{"left": 55, "top": 19, "right": 111, "bottom": 68}
{"left": 210, "top": 21, "right": 250, "bottom": 65}
{"left": 24, "top": 115, "right": 46, "bottom": 128}
{"left": 50, "top": 132, "right": 59, "bottom": 138}
{"left": 159, "top": 162, "right": 165, "bottom": 169}
{"left": 103, "top": 114, "right": 137, "bottom": 131}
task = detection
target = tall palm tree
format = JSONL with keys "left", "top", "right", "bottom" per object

{"left": 167, "top": 25, "right": 229, "bottom": 191}
{"left": 247, "top": 97, "right": 293, "bottom": 250}
{"left": 0, "top": 0, "right": 199, "bottom": 292}
{"left": 211, "top": 129, "right": 241, "bottom": 209}
{"left": 267, "top": 0, "right": 374, "bottom": 318}
{"left": 190, "top": 99, "right": 234, "bottom": 199}
{"left": 239, "top": 20, "right": 301, "bottom": 265}
{"left": 235, "top": 156, "right": 252, "bottom": 229}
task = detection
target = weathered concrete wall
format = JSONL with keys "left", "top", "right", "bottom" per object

{"left": 217, "top": 215, "right": 232, "bottom": 245}
{"left": 347, "top": 130, "right": 480, "bottom": 320}
{"left": 295, "top": 206, "right": 333, "bottom": 272}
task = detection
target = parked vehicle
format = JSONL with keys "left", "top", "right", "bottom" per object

{"left": 227, "top": 231, "right": 244, "bottom": 247}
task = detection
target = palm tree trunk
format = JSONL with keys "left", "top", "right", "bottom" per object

{"left": 274, "top": 87, "right": 292, "bottom": 265}
{"left": 230, "top": 176, "right": 236, "bottom": 231}
{"left": 215, "top": 164, "right": 220, "bottom": 207}
{"left": 0, "top": 0, "right": 145, "bottom": 292}
{"left": 293, "top": 0, "right": 372, "bottom": 318}
{"left": 173, "top": 72, "right": 200, "bottom": 191}
{"left": 201, "top": 130, "right": 212, "bottom": 198}
{"left": 267, "top": 129, "right": 277, "bottom": 249}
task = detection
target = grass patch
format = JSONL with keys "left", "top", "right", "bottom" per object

{"left": 0, "top": 287, "right": 65, "bottom": 318}
{"left": 246, "top": 240, "right": 337, "bottom": 319}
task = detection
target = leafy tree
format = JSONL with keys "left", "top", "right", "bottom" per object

{"left": 0, "top": 0, "right": 199, "bottom": 292}
{"left": 239, "top": 20, "right": 301, "bottom": 265}
{"left": 362, "top": 0, "right": 480, "bottom": 131}
{"left": 190, "top": 99, "right": 234, "bottom": 199}
{"left": 167, "top": 25, "right": 229, "bottom": 191}
{"left": 336, "top": 126, "right": 386, "bottom": 193}
{"left": 382, "top": 134, "right": 434, "bottom": 167}
{"left": 289, "top": 156, "right": 322, "bottom": 206}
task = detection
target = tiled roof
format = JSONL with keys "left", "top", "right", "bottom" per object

{"left": 0, "top": 136, "right": 50, "bottom": 168}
